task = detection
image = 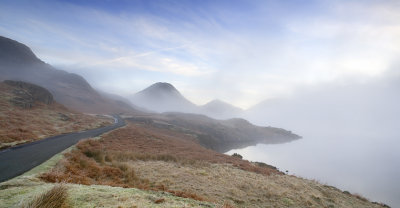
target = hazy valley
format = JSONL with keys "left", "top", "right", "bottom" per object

{"left": 0, "top": 35, "right": 393, "bottom": 208}
{"left": 1, "top": 1, "right": 399, "bottom": 207}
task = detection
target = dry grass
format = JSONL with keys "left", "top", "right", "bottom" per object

{"left": 0, "top": 146, "right": 215, "bottom": 208}
{"left": 110, "top": 160, "right": 387, "bottom": 208}
{"left": 39, "top": 123, "right": 386, "bottom": 207}
{"left": 40, "top": 123, "right": 280, "bottom": 203}
{"left": 0, "top": 83, "right": 113, "bottom": 149}
{"left": 22, "top": 185, "right": 69, "bottom": 208}
{"left": 0, "top": 178, "right": 214, "bottom": 208}
{"left": 40, "top": 147, "right": 205, "bottom": 202}
{"left": 82, "top": 123, "right": 279, "bottom": 175}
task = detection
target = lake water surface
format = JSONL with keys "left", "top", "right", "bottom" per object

{"left": 226, "top": 130, "right": 400, "bottom": 207}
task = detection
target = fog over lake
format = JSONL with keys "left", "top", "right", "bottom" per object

{"left": 228, "top": 70, "right": 400, "bottom": 207}
{"left": 227, "top": 130, "right": 399, "bottom": 207}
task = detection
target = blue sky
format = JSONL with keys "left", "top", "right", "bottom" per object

{"left": 1, "top": 0, "right": 399, "bottom": 108}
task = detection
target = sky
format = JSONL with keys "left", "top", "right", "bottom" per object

{"left": 1, "top": 0, "right": 400, "bottom": 108}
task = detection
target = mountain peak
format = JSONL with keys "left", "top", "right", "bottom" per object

{"left": 131, "top": 82, "right": 196, "bottom": 113}
{"left": 137, "top": 82, "right": 181, "bottom": 98}
{"left": 0, "top": 36, "right": 43, "bottom": 65}
{"left": 204, "top": 99, "right": 242, "bottom": 110}
{"left": 147, "top": 82, "right": 178, "bottom": 92}
{"left": 206, "top": 99, "right": 227, "bottom": 106}
{"left": 201, "top": 99, "right": 243, "bottom": 119}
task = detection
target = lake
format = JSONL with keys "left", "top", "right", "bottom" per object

{"left": 226, "top": 129, "right": 400, "bottom": 207}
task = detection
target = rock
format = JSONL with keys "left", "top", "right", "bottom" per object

{"left": 58, "top": 113, "right": 70, "bottom": 121}
{"left": 4, "top": 80, "right": 53, "bottom": 108}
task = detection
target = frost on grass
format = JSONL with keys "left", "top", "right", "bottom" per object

{"left": 37, "top": 124, "right": 387, "bottom": 208}
{"left": 22, "top": 185, "right": 69, "bottom": 208}
{"left": 0, "top": 144, "right": 214, "bottom": 208}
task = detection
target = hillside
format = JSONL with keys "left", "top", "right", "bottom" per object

{"left": 0, "top": 36, "right": 135, "bottom": 114}
{"left": 0, "top": 121, "right": 388, "bottom": 208}
{"left": 126, "top": 112, "right": 300, "bottom": 152}
{"left": 0, "top": 80, "right": 112, "bottom": 149}
{"left": 130, "top": 82, "right": 198, "bottom": 113}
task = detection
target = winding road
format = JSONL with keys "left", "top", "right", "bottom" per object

{"left": 0, "top": 115, "right": 125, "bottom": 183}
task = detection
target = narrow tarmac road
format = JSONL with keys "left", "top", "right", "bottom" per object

{"left": 0, "top": 115, "right": 125, "bottom": 182}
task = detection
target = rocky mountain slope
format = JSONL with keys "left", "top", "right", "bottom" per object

{"left": 0, "top": 36, "right": 135, "bottom": 114}
{"left": 3, "top": 80, "right": 54, "bottom": 108}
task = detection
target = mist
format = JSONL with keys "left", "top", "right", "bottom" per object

{"left": 2, "top": 0, "right": 400, "bottom": 206}
{"left": 231, "top": 69, "right": 400, "bottom": 206}
{"left": 247, "top": 69, "right": 400, "bottom": 133}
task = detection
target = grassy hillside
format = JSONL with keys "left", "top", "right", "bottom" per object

{"left": 18, "top": 122, "right": 386, "bottom": 208}
{"left": 0, "top": 146, "right": 213, "bottom": 208}
{"left": 0, "top": 81, "right": 112, "bottom": 149}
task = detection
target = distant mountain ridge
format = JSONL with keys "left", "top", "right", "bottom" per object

{"left": 130, "top": 82, "right": 243, "bottom": 119}
{"left": 200, "top": 99, "right": 243, "bottom": 119}
{"left": 0, "top": 36, "right": 135, "bottom": 113}
{"left": 0, "top": 36, "right": 244, "bottom": 118}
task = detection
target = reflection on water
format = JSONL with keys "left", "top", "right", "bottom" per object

{"left": 226, "top": 132, "right": 400, "bottom": 207}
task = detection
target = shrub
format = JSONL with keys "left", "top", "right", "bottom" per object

{"left": 255, "top": 162, "right": 278, "bottom": 170}
{"left": 154, "top": 198, "right": 165, "bottom": 204}
{"left": 83, "top": 149, "right": 104, "bottom": 164}
{"left": 353, "top": 193, "right": 368, "bottom": 202}
{"left": 232, "top": 153, "right": 243, "bottom": 159}
{"left": 104, "top": 154, "right": 113, "bottom": 162}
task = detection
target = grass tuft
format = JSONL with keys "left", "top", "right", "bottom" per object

{"left": 154, "top": 198, "right": 165, "bottom": 204}
{"left": 22, "top": 185, "right": 69, "bottom": 208}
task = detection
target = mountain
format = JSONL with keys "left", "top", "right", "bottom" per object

{"left": 0, "top": 36, "right": 135, "bottom": 114}
{"left": 0, "top": 38, "right": 43, "bottom": 66}
{"left": 131, "top": 82, "right": 244, "bottom": 120}
{"left": 0, "top": 80, "right": 112, "bottom": 149}
{"left": 130, "top": 82, "right": 197, "bottom": 113}
{"left": 200, "top": 99, "right": 243, "bottom": 119}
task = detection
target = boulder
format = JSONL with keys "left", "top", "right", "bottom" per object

{"left": 4, "top": 80, "right": 53, "bottom": 108}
